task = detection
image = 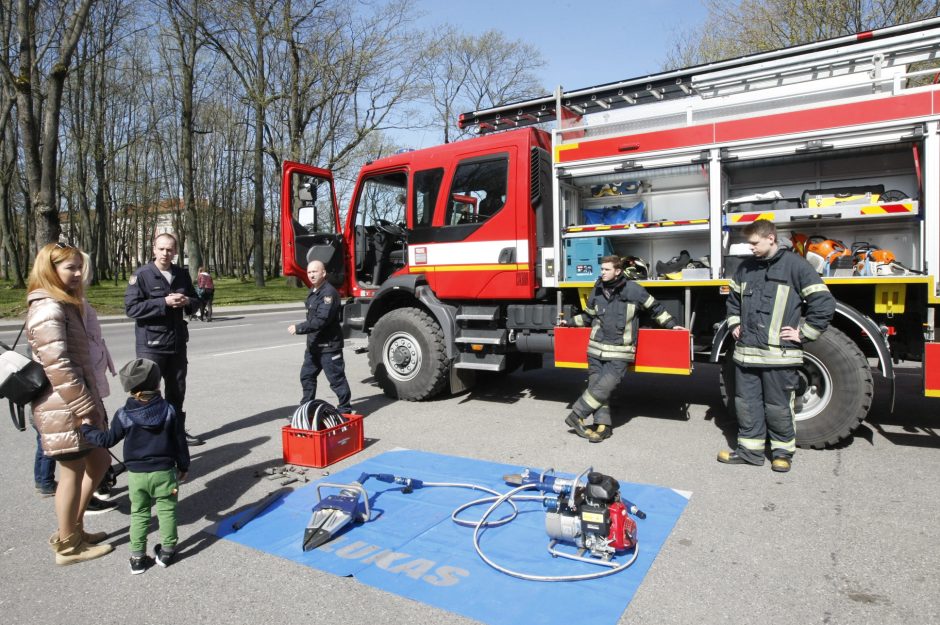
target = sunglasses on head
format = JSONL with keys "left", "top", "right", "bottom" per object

{"left": 54, "top": 242, "right": 75, "bottom": 250}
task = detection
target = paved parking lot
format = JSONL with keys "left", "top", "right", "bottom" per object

{"left": 1, "top": 308, "right": 938, "bottom": 625}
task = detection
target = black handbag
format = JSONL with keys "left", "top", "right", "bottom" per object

{"left": 0, "top": 322, "right": 50, "bottom": 431}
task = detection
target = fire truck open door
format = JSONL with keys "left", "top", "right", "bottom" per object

{"left": 281, "top": 161, "right": 346, "bottom": 290}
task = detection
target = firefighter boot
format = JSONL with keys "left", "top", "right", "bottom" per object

{"left": 771, "top": 457, "right": 792, "bottom": 473}
{"left": 717, "top": 450, "right": 760, "bottom": 465}
{"left": 565, "top": 413, "right": 600, "bottom": 441}
{"left": 49, "top": 531, "right": 113, "bottom": 566}
{"left": 590, "top": 424, "right": 613, "bottom": 443}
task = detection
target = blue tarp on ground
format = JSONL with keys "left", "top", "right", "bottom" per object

{"left": 214, "top": 450, "right": 690, "bottom": 625}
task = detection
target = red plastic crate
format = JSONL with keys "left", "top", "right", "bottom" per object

{"left": 281, "top": 414, "right": 364, "bottom": 468}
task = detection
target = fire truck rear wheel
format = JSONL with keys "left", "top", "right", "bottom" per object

{"left": 719, "top": 326, "right": 873, "bottom": 449}
{"left": 369, "top": 307, "right": 449, "bottom": 401}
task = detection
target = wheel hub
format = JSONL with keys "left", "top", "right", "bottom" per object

{"left": 391, "top": 344, "right": 412, "bottom": 367}
{"left": 794, "top": 353, "right": 833, "bottom": 422}
{"left": 384, "top": 332, "right": 421, "bottom": 381}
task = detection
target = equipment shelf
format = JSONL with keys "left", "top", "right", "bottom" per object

{"left": 564, "top": 221, "right": 709, "bottom": 238}
{"left": 724, "top": 200, "right": 919, "bottom": 227}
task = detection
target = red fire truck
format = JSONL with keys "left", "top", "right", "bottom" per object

{"left": 281, "top": 18, "right": 940, "bottom": 448}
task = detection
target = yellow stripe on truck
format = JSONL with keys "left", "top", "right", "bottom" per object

{"left": 409, "top": 264, "right": 530, "bottom": 273}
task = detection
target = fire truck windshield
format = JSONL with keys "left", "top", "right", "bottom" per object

{"left": 353, "top": 171, "right": 408, "bottom": 287}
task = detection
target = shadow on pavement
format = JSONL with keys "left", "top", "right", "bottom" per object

{"left": 197, "top": 405, "right": 295, "bottom": 441}
{"left": 864, "top": 369, "right": 940, "bottom": 449}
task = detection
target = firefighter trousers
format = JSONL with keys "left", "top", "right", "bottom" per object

{"left": 733, "top": 365, "right": 798, "bottom": 464}
{"left": 300, "top": 348, "right": 352, "bottom": 413}
{"left": 571, "top": 356, "right": 628, "bottom": 426}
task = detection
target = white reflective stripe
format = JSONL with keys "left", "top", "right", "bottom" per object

{"left": 739, "top": 437, "right": 765, "bottom": 451}
{"left": 801, "top": 283, "right": 829, "bottom": 298}
{"left": 642, "top": 295, "right": 655, "bottom": 309}
{"left": 767, "top": 284, "right": 791, "bottom": 346}
{"left": 727, "top": 315, "right": 741, "bottom": 327}
{"left": 624, "top": 303, "right": 636, "bottom": 345}
{"left": 801, "top": 322, "right": 821, "bottom": 340}
{"left": 587, "top": 347, "right": 635, "bottom": 360}
{"left": 734, "top": 344, "right": 803, "bottom": 361}
{"left": 770, "top": 439, "right": 797, "bottom": 452}
{"left": 654, "top": 311, "right": 672, "bottom": 325}
{"left": 733, "top": 351, "right": 803, "bottom": 366}
{"left": 408, "top": 239, "right": 530, "bottom": 266}
{"left": 589, "top": 341, "right": 633, "bottom": 352}
{"left": 728, "top": 279, "right": 741, "bottom": 293}
{"left": 582, "top": 391, "right": 602, "bottom": 410}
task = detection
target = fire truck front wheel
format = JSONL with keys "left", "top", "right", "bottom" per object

{"left": 719, "top": 326, "right": 873, "bottom": 449}
{"left": 369, "top": 307, "right": 449, "bottom": 401}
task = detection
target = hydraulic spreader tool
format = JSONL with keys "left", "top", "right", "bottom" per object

{"left": 302, "top": 467, "right": 646, "bottom": 582}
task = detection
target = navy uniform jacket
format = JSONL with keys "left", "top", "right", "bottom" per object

{"left": 727, "top": 248, "right": 835, "bottom": 367}
{"left": 295, "top": 281, "right": 344, "bottom": 352}
{"left": 125, "top": 262, "right": 200, "bottom": 354}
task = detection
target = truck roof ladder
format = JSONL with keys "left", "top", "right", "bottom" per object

{"left": 458, "top": 17, "right": 940, "bottom": 134}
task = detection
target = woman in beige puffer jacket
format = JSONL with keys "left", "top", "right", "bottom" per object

{"left": 26, "top": 243, "right": 113, "bottom": 565}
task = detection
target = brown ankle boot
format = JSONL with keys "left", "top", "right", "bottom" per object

{"left": 77, "top": 522, "right": 108, "bottom": 544}
{"left": 49, "top": 531, "right": 113, "bottom": 565}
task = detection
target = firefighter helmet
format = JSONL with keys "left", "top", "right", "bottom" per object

{"left": 790, "top": 232, "right": 809, "bottom": 256}
{"left": 805, "top": 237, "right": 850, "bottom": 275}
{"left": 622, "top": 256, "right": 649, "bottom": 280}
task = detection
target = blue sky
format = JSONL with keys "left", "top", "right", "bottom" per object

{"left": 413, "top": 0, "right": 709, "bottom": 92}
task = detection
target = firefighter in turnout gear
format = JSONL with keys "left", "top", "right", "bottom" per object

{"left": 720, "top": 220, "right": 836, "bottom": 472}
{"left": 563, "top": 255, "right": 682, "bottom": 442}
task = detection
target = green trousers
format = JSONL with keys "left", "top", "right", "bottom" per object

{"left": 128, "top": 468, "right": 179, "bottom": 555}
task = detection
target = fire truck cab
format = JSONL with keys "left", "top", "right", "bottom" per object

{"left": 282, "top": 17, "right": 940, "bottom": 448}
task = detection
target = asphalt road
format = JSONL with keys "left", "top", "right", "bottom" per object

{"left": 1, "top": 309, "right": 938, "bottom": 625}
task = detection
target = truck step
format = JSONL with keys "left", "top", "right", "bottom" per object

{"left": 454, "top": 352, "right": 506, "bottom": 371}
{"left": 455, "top": 327, "right": 507, "bottom": 345}
{"left": 456, "top": 305, "right": 500, "bottom": 322}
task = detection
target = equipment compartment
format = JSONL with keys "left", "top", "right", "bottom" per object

{"left": 722, "top": 142, "right": 923, "bottom": 278}
{"left": 560, "top": 162, "right": 712, "bottom": 282}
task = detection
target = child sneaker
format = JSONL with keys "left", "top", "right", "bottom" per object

{"left": 154, "top": 544, "right": 175, "bottom": 568}
{"left": 129, "top": 554, "right": 154, "bottom": 575}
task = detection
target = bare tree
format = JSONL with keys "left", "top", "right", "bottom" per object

{"left": 420, "top": 28, "right": 546, "bottom": 143}
{"left": 666, "top": 0, "right": 940, "bottom": 68}
{"left": 0, "top": 0, "right": 96, "bottom": 247}
{"left": 0, "top": 3, "right": 25, "bottom": 285}
{"left": 161, "top": 0, "right": 209, "bottom": 278}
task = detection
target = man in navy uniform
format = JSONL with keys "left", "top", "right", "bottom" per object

{"left": 125, "top": 233, "right": 205, "bottom": 446}
{"left": 288, "top": 259, "right": 352, "bottom": 413}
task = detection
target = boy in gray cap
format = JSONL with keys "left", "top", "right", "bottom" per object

{"left": 81, "top": 358, "right": 190, "bottom": 574}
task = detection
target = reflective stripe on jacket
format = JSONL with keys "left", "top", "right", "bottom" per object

{"left": 726, "top": 248, "right": 835, "bottom": 367}
{"left": 573, "top": 277, "right": 676, "bottom": 361}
